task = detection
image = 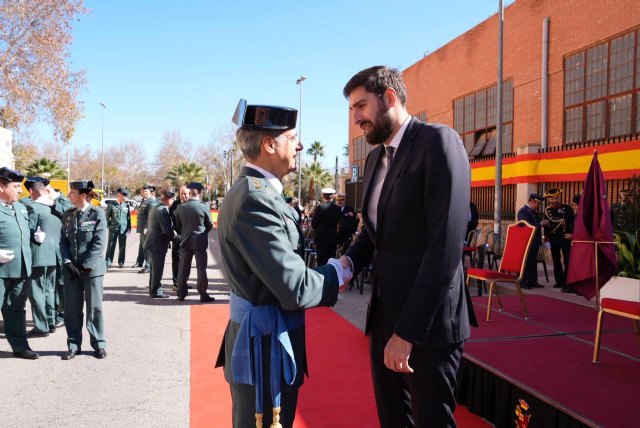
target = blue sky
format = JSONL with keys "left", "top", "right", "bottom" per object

{"left": 54, "top": 0, "right": 514, "bottom": 169}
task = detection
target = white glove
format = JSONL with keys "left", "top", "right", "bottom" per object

{"left": 34, "top": 226, "right": 46, "bottom": 243}
{"left": 0, "top": 249, "right": 15, "bottom": 264}
{"left": 328, "top": 258, "right": 353, "bottom": 290}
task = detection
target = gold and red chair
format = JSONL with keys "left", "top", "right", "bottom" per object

{"left": 466, "top": 220, "right": 537, "bottom": 321}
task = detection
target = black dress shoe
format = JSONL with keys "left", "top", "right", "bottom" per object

{"left": 27, "top": 329, "right": 49, "bottom": 338}
{"left": 62, "top": 349, "right": 80, "bottom": 360}
{"left": 118, "top": 263, "right": 124, "bottom": 268}
{"left": 138, "top": 267, "right": 150, "bottom": 274}
{"left": 177, "top": 295, "right": 186, "bottom": 302}
{"left": 49, "top": 325, "right": 57, "bottom": 333}
{"left": 152, "top": 294, "right": 170, "bottom": 298}
{"left": 561, "top": 287, "right": 577, "bottom": 294}
{"left": 532, "top": 283, "right": 544, "bottom": 288}
{"left": 13, "top": 348, "right": 39, "bottom": 360}
{"left": 200, "top": 294, "right": 215, "bottom": 303}
{"left": 54, "top": 320, "right": 64, "bottom": 328}
{"left": 131, "top": 263, "right": 141, "bottom": 268}
{"left": 95, "top": 349, "right": 107, "bottom": 359}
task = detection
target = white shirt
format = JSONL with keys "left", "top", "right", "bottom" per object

{"left": 367, "top": 116, "right": 411, "bottom": 231}
{"left": 245, "top": 163, "right": 283, "bottom": 194}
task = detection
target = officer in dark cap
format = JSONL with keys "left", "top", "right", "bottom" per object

{"left": 516, "top": 193, "right": 548, "bottom": 289}
{"left": 60, "top": 180, "right": 108, "bottom": 360}
{"left": 143, "top": 191, "right": 176, "bottom": 298}
{"left": 105, "top": 188, "right": 131, "bottom": 269}
{"left": 543, "top": 188, "right": 575, "bottom": 292}
{"left": 0, "top": 167, "right": 39, "bottom": 359}
{"left": 20, "top": 176, "right": 51, "bottom": 207}
{"left": 133, "top": 184, "right": 158, "bottom": 272}
{"left": 216, "top": 100, "right": 348, "bottom": 428}
{"left": 311, "top": 187, "right": 341, "bottom": 265}
{"left": 174, "top": 181, "right": 214, "bottom": 302}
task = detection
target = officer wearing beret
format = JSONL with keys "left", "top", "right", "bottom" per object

{"left": 105, "top": 188, "right": 131, "bottom": 269}
{"left": 516, "top": 194, "right": 548, "bottom": 289}
{"left": 311, "top": 187, "right": 341, "bottom": 266}
{"left": 543, "top": 188, "right": 575, "bottom": 292}
{"left": 144, "top": 191, "right": 176, "bottom": 298}
{"left": 25, "top": 180, "right": 60, "bottom": 336}
{"left": 215, "top": 100, "right": 350, "bottom": 428}
{"left": 174, "top": 181, "right": 213, "bottom": 302}
{"left": 0, "top": 167, "right": 39, "bottom": 359}
{"left": 133, "top": 185, "right": 158, "bottom": 272}
{"left": 60, "top": 180, "right": 107, "bottom": 360}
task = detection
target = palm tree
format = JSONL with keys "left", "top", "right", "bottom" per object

{"left": 165, "top": 161, "right": 206, "bottom": 187}
{"left": 302, "top": 161, "right": 333, "bottom": 201}
{"left": 24, "top": 158, "right": 66, "bottom": 178}
{"left": 306, "top": 141, "right": 325, "bottom": 162}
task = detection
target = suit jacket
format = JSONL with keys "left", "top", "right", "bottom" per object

{"left": 106, "top": 201, "right": 131, "bottom": 235}
{"left": 215, "top": 166, "right": 340, "bottom": 387}
{"left": 338, "top": 204, "right": 359, "bottom": 237}
{"left": 27, "top": 200, "right": 62, "bottom": 267}
{"left": 60, "top": 205, "right": 107, "bottom": 277}
{"left": 144, "top": 204, "right": 175, "bottom": 254}
{"left": 136, "top": 197, "right": 158, "bottom": 233}
{"left": 0, "top": 202, "right": 32, "bottom": 279}
{"left": 346, "top": 118, "right": 473, "bottom": 348}
{"left": 517, "top": 204, "right": 542, "bottom": 246}
{"left": 174, "top": 199, "right": 212, "bottom": 251}
{"left": 311, "top": 201, "right": 340, "bottom": 246}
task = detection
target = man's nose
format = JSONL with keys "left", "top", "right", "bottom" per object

{"left": 296, "top": 141, "right": 303, "bottom": 152}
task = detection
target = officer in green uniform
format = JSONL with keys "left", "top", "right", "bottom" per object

{"left": 105, "top": 188, "right": 131, "bottom": 268}
{"left": 134, "top": 185, "right": 157, "bottom": 273}
{"left": 60, "top": 180, "right": 107, "bottom": 360}
{"left": 544, "top": 188, "right": 575, "bottom": 293}
{"left": 143, "top": 191, "right": 176, "bottom": 298}
{"left": 0, "top": 167, "right": 39, "bottom": 359}
{"left": 25, "top": 179, "right": 61, "bottom": 336}
{"left": 215, "top": 100, "right": 350, "bottom": 428}
{"left": 174, "top": 182, "right": 213, "bottom": 302}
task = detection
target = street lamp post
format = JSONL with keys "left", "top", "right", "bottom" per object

{"left": 296, "top": 75, "right": 306, "bottom": 202}
{"left": 100, "top": 102, "right": 107, "bottom": 192}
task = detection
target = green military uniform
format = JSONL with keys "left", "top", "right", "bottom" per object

{"left": 19, "top": 195, "right": 33, "bottom": 207}
{"left": 135, "top": 194, "right": 158, "bottom": 269}
{"left": 52, "top": 192, "right": 73, "bottom": 326}
{"left": 61, "top": 203, "right": 107, "bottom": 353}
{"left": 105, "top": 199, "right": 131, "bottom": 268}
{"left": 0, "top": 200, "right": 33, "bottom": 353}
{"left": 26, "top": 199, "right": 62, "bottom": 333}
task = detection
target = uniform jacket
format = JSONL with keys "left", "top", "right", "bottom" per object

{"left": 215, "top": 167, "right": 340, "bottom": 387}
{"left": 311, "top": 201, "right": 340, "bottom": 246}
{"left": 517, "top": 204, "right": 542, "bottom": 245}
{"left": 346, "top": 118, "right": 474, "bottom": 347}
{"left": 105, "top": 201, "right": 131, "bottom": 235}
{"left": 143, "top": 204, "right": 175, "bottom": 254}
{"left": 52, "top": 194, "right": 73, "bottom": 217}
{"left": 544, "top": 204, "right": 574, "bottom": 239}
{"left": 338, "top": 204, "right": 359, "bottom": 237}
{"left": 61, "top": 205, "right": 107, "bottom": 277}
{"left": 27, "top": 200, "right": 62, "bottom": 267}
{"left": 174, "top": 199, "right": 212, "bottom": 251}
{"left": 136, "top": 197, "right": 158, "bottom": 233}
{"left": 0, "top": 201, "right": 32, "bottom": 279}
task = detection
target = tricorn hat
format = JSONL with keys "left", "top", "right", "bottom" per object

{"left": 232, "top": 99, "right": 297, "bottom": 130}
{"left": 70, "top": 180, "right": 95, "bottom": 191}
{"left": 143, "top": 184, "right": 156, "bottom": 192}
{"left": 0, "top": 167, "right": 25, "bottom": 183}
{"left": 117, "top": 188, "right": 130, "bottom": 197}
{"left": 186, "top": 182, "right": 204, "bottom": 191}
{"left": 24, "top": 176, "right": 50, "bottom": 190}
{"left": 161, "top": 191, "right": 176, "bottom": 199}
{"left": 544, "top": 188, "right": 562, "bottom": 198}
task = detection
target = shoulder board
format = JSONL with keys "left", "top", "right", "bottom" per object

{"left": 247, "top": 176, "right": 276, "bottom": 196}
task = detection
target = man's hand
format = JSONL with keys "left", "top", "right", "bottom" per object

{"left": 384, "top": 334, "right": 414, "bottom": 373}
{"left": 327, "top": 258, "right": 353, "bottom": 291}
{"left": 0, "top": 249, "right": 15, "bottom": 264}
{"left": 64, "top": 262, "right": 82, "bottom": 279}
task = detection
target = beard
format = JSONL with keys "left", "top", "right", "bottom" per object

{"left": 364, "top": 105, "right": 394, "bottom": 146}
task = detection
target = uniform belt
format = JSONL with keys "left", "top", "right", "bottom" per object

{"left": 230, "top": 292, "right": 305, "bottom": 418}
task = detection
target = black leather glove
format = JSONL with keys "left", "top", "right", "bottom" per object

{"left": 64, "top": 262, "right": 82, "bottom": 279}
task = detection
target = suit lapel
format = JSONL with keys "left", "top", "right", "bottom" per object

{"left": 361, "top": 145, "right": 383, "bottom": 238}
{"left": 376, "top": 118, "right": 421, "bottom": 231}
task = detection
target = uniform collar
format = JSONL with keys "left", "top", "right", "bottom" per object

{"left": 245, "top": 163, "right": 283, "bottom": 194}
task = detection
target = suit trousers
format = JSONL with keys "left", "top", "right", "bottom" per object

{"left": 63, "top": 274, "right": 106, "bottom": 352}
{"left": 177, "top": 248, "right": 208, "bottom": 298}
{"left": 231, "top": 381, "right": 299, "bottom": 428}
{"left": 0, "top": 277, "right": 30, "bottom": 352}
{"left": 29, "top": 266, "right": 56, "bottom": 332}
{"left": 105, "top": 230, "right": 127, "bottom": 267}
{"left": 522, "top": 244, "right": 540, "bottom": 287}
{"left": 369, "top": 295, "right": 463, "bottom": 428}
{"left": 550, "top": 236, "right": 571, "bottom": 286}
{"left": 54, "top": 262, "right": 65, "bottom": 324}
{"left": 148, "top": 250, "right": 167, "bottom": 297}
{"left": 135, "top": 232, "right": 145, "bottom": 266}
{"left": 171, "top": 241, "right": 182, "bottom": 286}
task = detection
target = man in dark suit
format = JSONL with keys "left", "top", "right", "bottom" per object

{"left": 516, "top": 193, "right": 547, "bottom": 289}
{"left": 335, "top": 192, "right": 359, "bottom": 254}
{"left": 216, "top": 100, "right": 350, "bottom": 428}
{"left": 144, "top": 191, "right": 176, "bottom": 298}
{"left": 341, "top": 66, "right": 476, "bottom": 427}
{"left": 311, "top": 187, "right": 340, "bottom": 265}
{"left": 174, "top": 182, "right": 213, "bottom": 302}
{"left": 169, "top": 185, "right": 188, "bottom": 290}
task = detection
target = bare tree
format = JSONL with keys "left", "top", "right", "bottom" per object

{"left": 200, "top": 123, "right": 243, "bottom": 194}
{"left": 0, "top": 0, "right": 88, "bottom": 141}
{"left": 104, "top": 140, "right": 152, "bottom": 192}
{"left": 151, "top": 129, "right": 193, "bottom": 185}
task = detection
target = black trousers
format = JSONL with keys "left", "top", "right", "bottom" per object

{"left": 522, "top": 244, "right": 540, "bottom": 286}
{"left": 549, "top": 236, "right": 571, "bottom": 286}
{"left": 177, "top": 248, "right": 208, "bottom": 299}
{"left": 369, "top": 296, "right": 463, "bottom": 428}
{"left": 315, "top": 243, "right": 337, "bottom": 267}
{"left": 171, "top": 241, "right": 182, "bottom": 286}
{"left": 148, "top": 250, "right": 167, "bottom": 297}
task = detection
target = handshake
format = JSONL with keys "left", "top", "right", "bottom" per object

{"left": 327, "top": 257, "right": 353, "bottom": 291}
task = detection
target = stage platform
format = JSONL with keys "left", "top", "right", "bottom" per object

{"left": 457, "top": 294, "right": 640, "bottom": 428}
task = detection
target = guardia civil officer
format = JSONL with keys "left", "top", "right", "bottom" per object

{"left": 60, "top": 180, "right": 107, "bottom": 360}
{"left": 543, "top": 188, "right": 575, "bottom": 292}
{"left": 143, "top": 191, "right": 176, "bottom": 298}
{"left": 105, "top": 188, "right": 131, "bottom": 269}
{"left": 0, "top": 167, "right": 40, "bottom": 359}
{"left": 25, "top": 180, "right": 61, "bottom": 336}
{"left": 174, "top": 182, "right": 213, "bottom": 302}
{"left": 133, "top": 184, "right": 157, "bottom": 272}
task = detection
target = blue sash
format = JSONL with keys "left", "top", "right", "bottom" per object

{"left": 230, "top": 292, "right": 305, "bottom": 415}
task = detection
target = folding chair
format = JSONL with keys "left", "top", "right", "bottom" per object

{"left": 465, "top": 221, "right": 536, "bottom": 321}
{"left": 463, "top": 229, "right": 481, "bottom": 267}
{"left": 485, "top": 232, "right": 503, "bottom": 270}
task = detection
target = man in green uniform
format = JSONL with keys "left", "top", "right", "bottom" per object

{"left": 0, "top": 167, "right": 39, "bottom": 359}
{"left": 105, "top": 188, "right": 131, "bottom": 269}
{"left": 174, "top": 182, "right": 213, "bottom": 302}
{"left": 134, "top": 185, "right": 157, "bottom": 273}
{"left": 60, "top": 180, "right": 107, "bottom": 360}
{"left": 25, "top": 180, "right": 61, "bottom": 336}
{"left": 144, "top": 191, "right": 176, "bottom": 298}
{"left": 215, "top": 100, "right": 351, "bottom": 428}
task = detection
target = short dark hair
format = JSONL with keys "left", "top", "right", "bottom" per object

{"left": 343, "top": 66, "right": 407, "bottom": 106}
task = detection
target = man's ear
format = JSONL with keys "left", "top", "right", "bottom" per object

{"left": 262, "top": 135, "right": 277, "bottom": 154}
{"left": 382, "top": 87, "right": 398, "bottom": 108}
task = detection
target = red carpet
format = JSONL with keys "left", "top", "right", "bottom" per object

{"left": 191, "top": 305, "right": 489, "bottom": 427}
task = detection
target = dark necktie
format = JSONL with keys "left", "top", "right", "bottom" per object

{"left": 5, "top": 203, "right": 14, "bottom": 212}
{"left": 385, "top": 146, "right": 395, "bottom": 172}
